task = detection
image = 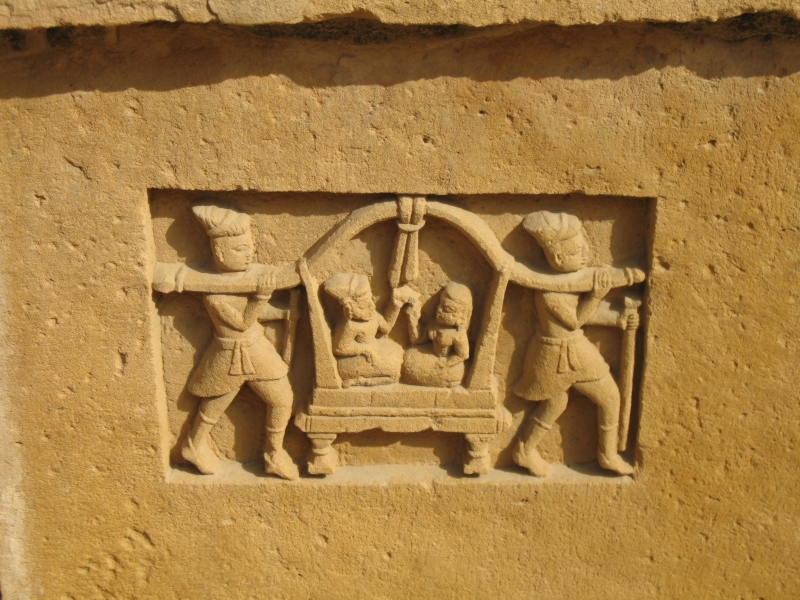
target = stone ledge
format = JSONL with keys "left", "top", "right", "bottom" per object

{"left": 2, "top": 0, "right": 800, "bottom": 31}
{"left": 166, "top": 461, "right": 634, "bottom": 485}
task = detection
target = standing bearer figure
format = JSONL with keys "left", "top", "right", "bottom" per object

{"left": 513, "top": 211, "right": 640, "bottom": 477}
{"left": 182, "top": 202, "right": 299, "bottom": 480}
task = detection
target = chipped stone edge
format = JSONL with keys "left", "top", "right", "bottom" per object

{"left": 1, "top": 0, "right": 799, "bottom": 31}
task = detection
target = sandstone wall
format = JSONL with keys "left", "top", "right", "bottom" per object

{"left": 1, "top": 8, "right": 798, "bottom": 599}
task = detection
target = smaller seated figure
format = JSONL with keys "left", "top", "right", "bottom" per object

{"left": 402, "top": 282, "right": 473, "bottom": 388}
{"left": 324, "top": 273, "right": 417, "bottom": 388}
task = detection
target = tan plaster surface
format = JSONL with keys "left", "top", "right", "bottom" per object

{"left": 0, "top": 12, "right": 799, "bottom": 599}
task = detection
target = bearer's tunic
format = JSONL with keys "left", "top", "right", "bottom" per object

{"left": 189, "top": 294, "right": 288, "bottom": 398}
{"left": 513, "top": 290, "right": 609, "bottom": 401}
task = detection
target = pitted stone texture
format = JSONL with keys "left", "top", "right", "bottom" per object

{"left": 1, "top": 17, "right": 799, "bottom": 600}
{"left": 2, "top": 0, "right": 800, "bottom": 29}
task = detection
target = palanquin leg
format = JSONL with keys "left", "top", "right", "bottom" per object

{"left": 306, "top": 433, "right": 339, "bottom": 475}
{"left": 463, "top": 433, "right": 494, "bottom": 475}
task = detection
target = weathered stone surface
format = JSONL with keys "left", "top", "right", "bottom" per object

{"left": 0, "top": 9, "right": 799, "bottom": 600}
{"left": 2, "top": 0, "right": 800, "bottom": 29}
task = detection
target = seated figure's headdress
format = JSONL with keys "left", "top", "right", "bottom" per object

{"left": 440, "top": 282, "right": 473, "bottom": 329}
{"left": 324, "top": 273, "right": 371, "bottom": 303}
{"left": 441, "top": 282, "right": 472, "bottom": 309}
{"left": 522, "top": 211, "right": 581, "bottom": 249}
{"left": 193, "top": 202, "right": 251, "bottom": 238}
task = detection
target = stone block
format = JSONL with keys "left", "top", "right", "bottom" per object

{"left": 0, "top": 7, "right": 798, "bottom": 598}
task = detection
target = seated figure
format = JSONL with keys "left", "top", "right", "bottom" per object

{"left": 324, "top": 273, "right": 416, "bottom": 388}
{"left": 402, "top": 282, "right": 473, "bottom": 388}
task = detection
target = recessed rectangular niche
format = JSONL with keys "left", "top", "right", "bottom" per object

{"left": 149, "top": 191, "right": 652, "bottom": 484}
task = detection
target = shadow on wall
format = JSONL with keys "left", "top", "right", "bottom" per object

{"left": 1, "top": 13, "right": 800, "bottom": 99}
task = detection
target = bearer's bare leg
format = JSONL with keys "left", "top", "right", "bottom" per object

{"left": 513, "top": 391, "right": 569, "bottom": 477}
{"left": 182, "top": 389, "right": 239, "bottom": 475}
{"left": 573, "top": 374, "right": 633, "bottom": 476}
{"left": 249, "top": 378, "right": 299, "bottom": 481}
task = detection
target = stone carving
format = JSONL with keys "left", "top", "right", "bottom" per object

{"left": 294, "top": 196, "right": 502, "bottom": 476}
{"left": 322, "top": 272, "right": 473, "bottom": 390}
{"left": 153, "top": 196, "right": 646, "bottom": 479}
{"left": 512, "top": 211, "right": 644, "bottom": 477}
{"left": 159, "top": 202, "right": 301, "bottom": 480}
{"left": 402, "top": 282, "right": 473, "bottom": 388}
{"left": 324, "top": 273, "right": 418, "bottom": 388}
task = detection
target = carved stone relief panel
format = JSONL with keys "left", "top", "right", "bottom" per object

{"left": 150, "top": 191, "right": 649, "bottom": 480}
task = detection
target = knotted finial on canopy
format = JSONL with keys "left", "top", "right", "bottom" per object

{"left": 389, "top": 195, "right": 427, "bottom": 288}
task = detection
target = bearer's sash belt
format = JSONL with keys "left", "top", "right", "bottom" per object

{"left": 218, "top": 328, "right": 262, "bottom": 375}
{"left": 542, "top": 331, "right": 584, "bottom": 374}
